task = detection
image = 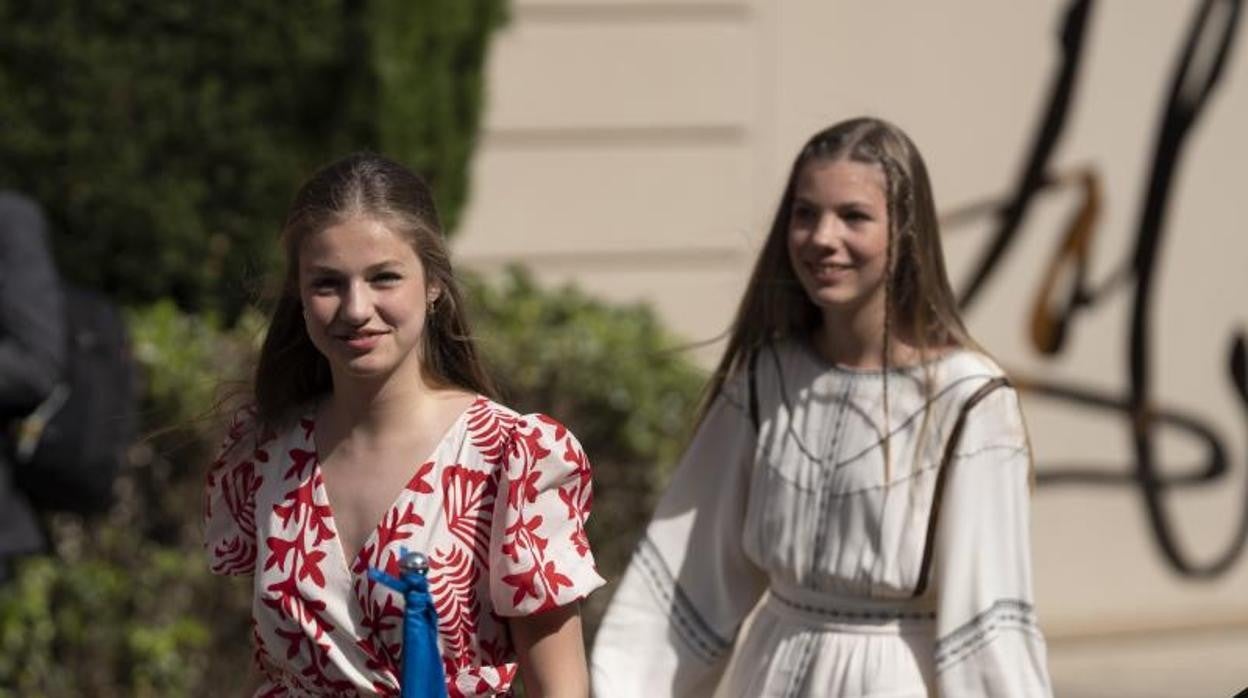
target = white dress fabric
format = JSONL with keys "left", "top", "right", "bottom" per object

{"left": 591, "top": 339, "right": 1051, "bottom": 697}
{"left": 205, "top": 396, "right": 605, "bottom": 697}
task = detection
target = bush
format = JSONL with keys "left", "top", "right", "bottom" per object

{"left": 0, "top": 302, "right": 260, "bottom": 696}
{"left": 0, "top": 0, "right": 505, "bottom": 318}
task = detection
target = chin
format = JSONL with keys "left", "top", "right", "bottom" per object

{"left": 806, "top": 287, "right": 864, "bottom": 309}
{"left": 339, "top": 346, "right": 426, "bottom": 382}
{"left": 332, "top": 353, "right": 396, "bottom": 378}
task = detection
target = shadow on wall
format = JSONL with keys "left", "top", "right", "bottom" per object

{"left": 940, "top": 0, "right": 1248, "bottom": 578}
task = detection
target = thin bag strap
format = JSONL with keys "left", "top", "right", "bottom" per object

{"left": 911, "top": 376, "right": 1012, "bottom": 599}
{"left": 747, "top": 347, "right": 762, "bottom": 432}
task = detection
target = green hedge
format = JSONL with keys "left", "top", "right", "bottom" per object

{"left": 0, "top": 0, "right": 504, "bottom": 318}
{"left": 0, "top": 302, "right": 259, "bottom": 697}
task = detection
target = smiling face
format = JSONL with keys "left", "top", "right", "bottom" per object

{"left": 298, "top": 216, "right": 438, "bottom": 384}
{"left": 787, "top": 158, "right": 892, "bottom": 321}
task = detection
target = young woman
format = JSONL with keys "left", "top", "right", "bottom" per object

{"left": 204, "top": 153, "right": 603, "bottom": 697}
{"left": 591, "top": 118, "right": 1052, "bottom": 696}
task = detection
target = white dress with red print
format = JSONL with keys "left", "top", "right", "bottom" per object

{"left": 204, "top": 396, "right": 604, "bottom": 697}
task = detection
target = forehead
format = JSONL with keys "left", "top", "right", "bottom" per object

{"left": 794, "top": 158, "right": 887, "bottom": 204}
{"left": 298, "top": 216, "right": 419, "bottom": 267}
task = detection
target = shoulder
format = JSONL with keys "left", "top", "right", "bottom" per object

{"left": 716, "top": 337, "right": 808, "bottom": 410}
{"left": 217, "top": 403, "right": 261, "bottom": 454}
{"left": 206, "top": 404, "right": 281, "bottom": 507}
{"left": 929, "top": 349, "right": 1013, "bottom": 403}
{"left": 214, "top": 403, "right": 293, "bottom": 464}
{"left": 760, "top": 336, "right": 811, "bottom": 376}
{"left": 717, "top": 365, "right": 750, "bottom": 413}
{"left": 930, "top": 351, "right": 1027, "bottom": 448}
{"left": 468, "top": 397, "right": 586, "bottom": 454}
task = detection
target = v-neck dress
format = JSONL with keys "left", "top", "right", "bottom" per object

{"left": 204, "top": 396, "right": 604, "bottom": 697}
{"left": 591, "top": 339, "right": 1051, "bottom": 697}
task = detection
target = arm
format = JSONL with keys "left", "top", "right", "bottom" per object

{"left": 511, "top": 603, "right": 588, "bottom": 698}
{"left": 591, "top": 377, "right": 766, "bottom": 697}
{"left": 930, "top": 387, "right": 1052, "bottom": 697}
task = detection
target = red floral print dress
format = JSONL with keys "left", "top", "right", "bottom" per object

{"left": 204, "top": 396, "right": 604, "bottom": 697}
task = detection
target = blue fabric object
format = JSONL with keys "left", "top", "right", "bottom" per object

{"left": 369, "top": 551, "right": 448, "bottom": 698}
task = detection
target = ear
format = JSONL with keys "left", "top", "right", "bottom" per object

{"left": 426, "top": 284, "right": 442, "bottom": 305}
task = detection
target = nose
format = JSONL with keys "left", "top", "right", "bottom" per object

{"left": 810, "top": 211, "right": 843, "bottom": 249}
{"left": 339, "top": 280, "right": 373, "bottom": 325}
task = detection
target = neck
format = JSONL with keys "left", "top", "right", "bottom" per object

{"left": 323, "top": 360, "right": 444, "bottom": 437}
{"left": 814, "top": 297, "right": 920, "bottom": 369}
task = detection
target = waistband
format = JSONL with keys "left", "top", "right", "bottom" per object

{"left": 762, "top": 578, "right": 935, "bottom": 632}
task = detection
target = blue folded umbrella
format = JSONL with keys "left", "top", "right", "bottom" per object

{"left": 370, "top": 551, "right": 448, "bottom": 698}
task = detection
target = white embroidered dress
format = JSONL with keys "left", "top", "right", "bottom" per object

{"left": 205, "top": 396, "right": 605, "bottom": 697}
{"left": 592, "top": 340, "right": 1051, "bottom": 697}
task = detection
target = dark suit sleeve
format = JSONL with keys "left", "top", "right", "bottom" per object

{"left": 0, "top": 192, "right": 66, "bottom": 419}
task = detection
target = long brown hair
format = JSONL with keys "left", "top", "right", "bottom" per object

{"left": 253, "top": 153, "right": 496, "bottom": 427}
{"left": 700, "top": 117, "right": 976, "bottom": 431}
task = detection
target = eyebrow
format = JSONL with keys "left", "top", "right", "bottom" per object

{"left": 792, "top": 194, "right": 875, "bottom": 211}
{"left": 304, "top": 260, "right": 406, "bottom": 275}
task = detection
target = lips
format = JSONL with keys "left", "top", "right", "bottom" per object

{"left": 805, "top": 261, "right": 854, "bottom": 283}
{"left": 333, "top": 330, "right": 387, "bottom": 352}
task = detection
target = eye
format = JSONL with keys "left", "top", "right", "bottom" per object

{"left": 371, "top": 271, "right": 403, "bottom": 286}
{"left": 841, "top": 208, "right": 873, "bottom": 225}
{"left": 791, "top": 201, "right": 819, "bottom": 226}
{"left": 308, "top": 276, "right": 340, "bottom": 294}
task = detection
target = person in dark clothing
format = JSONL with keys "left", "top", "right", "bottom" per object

{"left": 0, "top": 191, "right": 66, "bottom": 583}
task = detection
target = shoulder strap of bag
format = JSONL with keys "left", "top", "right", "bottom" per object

{"left": 911, "top": 375, "right": 1012, "bottom": 598}
{"left": 747, "top": 346, "right": 762, "bottom": 432}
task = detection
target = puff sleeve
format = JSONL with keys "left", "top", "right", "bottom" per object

{"left": 203, "top": 405, "right": 271, "bottom": 576}
{"left": 488, "top": 413, "right": 605, "bottom": 616}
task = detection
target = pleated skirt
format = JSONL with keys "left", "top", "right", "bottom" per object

{"left": 714, "top": 583, "right": 936, "bottom": 698}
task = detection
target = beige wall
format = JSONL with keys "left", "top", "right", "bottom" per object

{"left": 456, "top": 0, "right": 761, "bottom": 359}
{"left": 456, "top": 0, "right": 1248, "bottom": 689}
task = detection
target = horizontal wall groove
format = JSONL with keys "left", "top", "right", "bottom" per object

{"left": 455, "top": 244, "right": 748, "bottom": 270}
{"left": 482, "top": 124, "right": 747, "bottom": 148}
{"left": 514, "top": 2, "right": 750, "bottom": 24}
